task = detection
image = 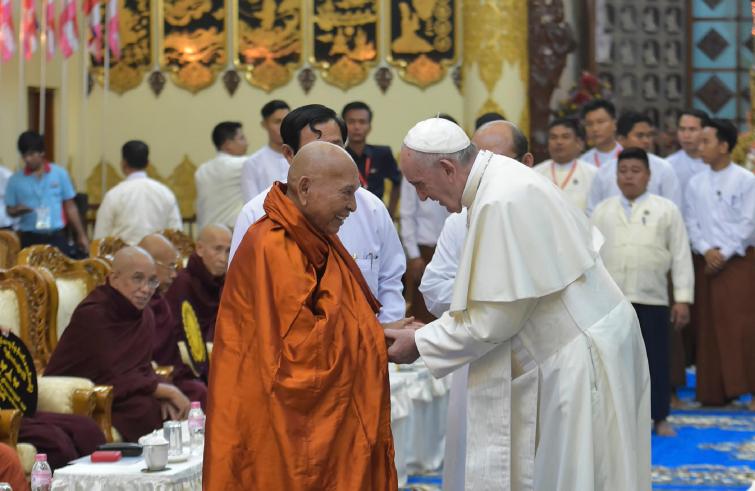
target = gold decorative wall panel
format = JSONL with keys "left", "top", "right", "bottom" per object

{"left": 387, "top": 0, "right": 458, "bottom": 88}
{"left": 91, "top": 0, "right": 152, "bottom": 94}
{"left": 160, "top": 0, "right": 228, "bottom": 93}
{"left": 311, "top": 0, "right": 378, "bottom": 90}
{"left": 235, "top": 0, "right": 303, "bottom": 91}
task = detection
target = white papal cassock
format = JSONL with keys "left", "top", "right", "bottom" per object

{"left": 415, "top": 150, "right": 651, "bottom": 491}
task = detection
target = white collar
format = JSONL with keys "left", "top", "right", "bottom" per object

{"left": 620, "top": 191, "right": 649, "bottom": 209}
{"left": 461, "top": 150, "right": 491, "bottom": 209}
{"left": 126, "top": 171, "right": 148, "bottom": 181}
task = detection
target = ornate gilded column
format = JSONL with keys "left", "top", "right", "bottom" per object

{"left": 462, "top": 0, "right": 529, "bottom": 134}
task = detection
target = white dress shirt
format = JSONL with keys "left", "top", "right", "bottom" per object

{"left": 240, "top": 145, "right": 289, "bottom": 203}
{"left": 419, "top": 210, "right": 466, "bottom": 317}
{"left": 0, "top": 166, "right": 16, "bottom": 228}
{"left": 93, "top": 171, "right": 182, "bottom": 244}
{"left": 591, "top": 193, "right": 694, "bottom": 306}
{"left": 666, "top": 150, "right": 707, "bottom": 197}
{"left": 587, "top": 153, "right": 682, "bottom": 215}
{"left": 195, "top": 152, "right": 248, "bottom": 229}
{"left": 684, "top": 163, "right": 755, "bottom": 260}
{"left": 399, "top": 177, "right": 450, "bottom": 259}
{"left": 230, "top": 185, "right": 406, "bottom": 322}
{"left": 579, "top": 142, "right": 623, "bottom": 168}
{"left": 533, "top": 159, "right": 598, "bottom": 212}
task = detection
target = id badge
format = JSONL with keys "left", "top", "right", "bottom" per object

{"left": 35, "top": 207, "right": 51, "bottom": 230}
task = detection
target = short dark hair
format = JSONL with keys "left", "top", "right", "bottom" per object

{"left": 260, "top": 100, "right": 290, "bottom": 119}
{"left": 510, "top": 125, "right": 529, "bottom": 161}
{"left": 280, "top": 104, "right": 348, "bottom": 153}
{"left": 580, "top": 99, "right": 616, "bottom": 119}
{"left": 211, "top": 122, "right": 243, "bottom": 150}
{"left": 704, "top": 118, "right": 739, "bottom": 153}
{"left": 678, "top": 108, "right": 709, "bottom": 127}
{"left": 122, "top": 140, "right": 149, "bottom": 169}
{"left": 617, "top": 147, "right": 650, "bottom": 169}
{"left": 617, "top": 111, "right": 653, "bottom": 137}
{"left": 437, "top": 113, "right": 458, "bottom": 125}
{"left": 341, "top": 101, "right": 373, "bottom": 122}
{"left": 17, "top": 130, "right": 45, "bottom": 154}
{"left": 547, "top": 117, "right": 585, "bottom": 140}
{"left": 475, "top": 112, "right": 506, "bottom": 130}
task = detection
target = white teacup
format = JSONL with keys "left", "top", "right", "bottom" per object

{"left": 143, "top": 442, "right": 169, "bottom": 471}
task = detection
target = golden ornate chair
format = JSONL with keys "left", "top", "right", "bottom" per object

{"left": 17, "top": 245, "right": 110, "bottom": 343}
{"left": 0, "top": 409, "right": 22, "bottom": 448}
{"left": 0, "top": 230, "right": 20, "bottom": 269}
{"left": 0, "top": 265, "right": 115, "bottom": 470}
{"left": 89, "top": 236, "right": 128, "bottom": 263}
{"left": 161, "top": 229, "right": 195, "bottom": 267}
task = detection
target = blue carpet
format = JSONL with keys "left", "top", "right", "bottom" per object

{"left": 403, "top": 370, "right": 755, "bottom": 490}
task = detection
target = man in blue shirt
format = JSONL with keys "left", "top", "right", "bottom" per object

{"left": 5, "top": 131, "right": 88, "bottom": 256}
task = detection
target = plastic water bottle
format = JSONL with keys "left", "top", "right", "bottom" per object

{"left": 187, "top": 401, "right": 205, "bottom": 456}
{"left": 31, "top": 454, "right": 52, "bottom": 491}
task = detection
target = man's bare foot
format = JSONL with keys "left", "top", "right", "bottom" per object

{"left": 670, "top": 392, "right": 684, "bottom": 409}
{"left": 655, "top": 420, "right": 676, "bottom": 437}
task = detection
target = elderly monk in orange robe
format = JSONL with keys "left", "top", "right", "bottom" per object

{"left": 163, "top": 224, "right": 229, "bottom": 381}
{"left": 203, "top": 141, "right": 398, "bottom": 490}
{"left": 139, "top": 234, "right": 208, "bottom": 408}
{"left": 45, "top": 247, "right": 192, "bottom": 442}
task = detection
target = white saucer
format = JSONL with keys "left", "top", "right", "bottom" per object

{"left": 168, "top": 453, "right": 190, "bottom": 463}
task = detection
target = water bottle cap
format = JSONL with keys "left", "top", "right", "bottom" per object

{"left": 35, "top": 453, "right": 47, "bottom": 462}
{"left": 191, "top": 401, "right": 201, "bottom": 409}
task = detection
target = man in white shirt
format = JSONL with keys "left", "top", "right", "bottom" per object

{"left": 667, "top": 109, "right": 710, "bottom": 196}
{"left": 534, "top": 117, "right": 597, "bottom": 211}
{"left": 0, "top": 165, "right": 15, "bottom": 229}
{"left": 587, "top": 111, "right": 682, "bottom": 214}
{"left": 400, "top": 176, "right": 449, "bottom": 322}
{"left": 685, "top": 118, "right": 755, "bottom": 409}
{"left": 195, "top": 122, "right": 249, "bottom": 229}
{"left": 579, "top": 99, "right": 623, "bottom": 167}
{"left": 93, "top": 141, "right": 182, "bottom": 244}
{"left": 419, "top": 119, "right": 533, "bottom": 491}
{"left": 230, "top": 104, "right": 407, "bottom": 324}
{"left": 240, "top": 100, "right": 290, "bottom": 202}
{"left": 591, "top": 147, "right": 693, "bottom": 436}
{"left": 386, "top": 117, "right": 650, "bottom": 491}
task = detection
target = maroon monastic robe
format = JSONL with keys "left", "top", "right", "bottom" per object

{"left": 44, "top": 283, "right": 163, "bottom": 442}
{"left": 164, "top": 253, "right": 224, "bottom": 380}
{"left": 19, "top": 412, "right": 105, "bottom": 469}
{"left": 149, "top": 294, "right": 207, "bottom": 409}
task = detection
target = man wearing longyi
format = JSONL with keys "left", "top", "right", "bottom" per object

{"left": 203, "top": 141, "right": 398, "bottom": 490}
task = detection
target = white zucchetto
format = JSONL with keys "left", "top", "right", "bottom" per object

{"left": 403, "top": 117, "right": 470, "bottom": 154}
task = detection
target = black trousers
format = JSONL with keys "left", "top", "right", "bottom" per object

{"left": 633, "top": 303, "right": 671, "bottom": 421}
{"left": 18, "top": 230, "right": 87, "bottom": 259}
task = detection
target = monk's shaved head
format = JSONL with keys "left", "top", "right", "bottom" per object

{"left": 286, "top": 141, "right": 360, "bottom": 235}
{"left": 138, "top": 234, "right": 180, "bottom": 294}
{"left": 196, "top": 224, "right": 232, "bottom": 277}
{"left": 472, "top": 120, "right": 533, "bottom": 166}
{"left": 110, "top": 246, "right": 158, "bottom": 310}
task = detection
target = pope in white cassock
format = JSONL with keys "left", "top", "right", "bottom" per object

{"left": 385, "top": 118, "right": 651, "bottom": 490}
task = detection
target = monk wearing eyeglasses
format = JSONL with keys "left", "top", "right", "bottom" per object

{"left": 45, "top": 247, "right": 192, "bottom": 442}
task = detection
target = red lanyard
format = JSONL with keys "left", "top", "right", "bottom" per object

{"left": 551, "top": 160, "right": 577, "bottom": 189}
{"left": 593, "top": 146, "right": 622, "bottom": 168}
{"left": 358, "top": 157, "right": 371, "bottom": 187}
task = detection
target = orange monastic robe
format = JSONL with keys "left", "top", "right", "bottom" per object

{"left": 203, "top": 183, "right": 397, "bottom": 491}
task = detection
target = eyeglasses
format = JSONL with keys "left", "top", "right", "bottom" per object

{"left": 129, "top": 273, "right": 160, "bottom": 290}
{"left": 154, "top": 260, "right": 178, "bottom": 272}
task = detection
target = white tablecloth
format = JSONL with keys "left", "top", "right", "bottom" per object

{"left": 390, "top": 361, "right": 450, "bottom": 475}
{"left": 51, "top": 454, "right": 202, "bottom": 491}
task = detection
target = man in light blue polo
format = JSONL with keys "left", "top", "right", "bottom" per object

{"left": 5, "top": 131, "right": 88, "bottom": 256}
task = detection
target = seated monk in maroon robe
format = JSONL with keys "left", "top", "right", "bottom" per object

{"left": 138, "top": 234, "right": 207, "bottom": 408}
{"left": 163, "top": 224, "right": 229, "bottom": 381}
{"left": 44, "top": 247, "right": 191, "bottom": 442}
{"left": 1, "top": 328, "right": 105, "bottom": 469}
